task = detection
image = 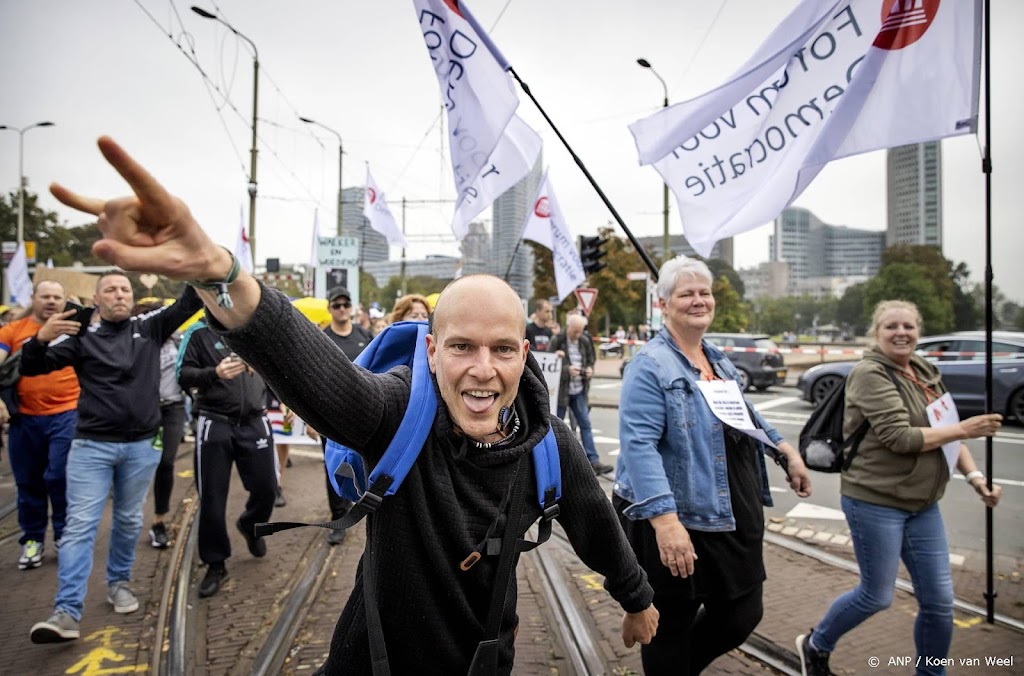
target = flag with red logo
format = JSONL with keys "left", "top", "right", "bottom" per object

{"left": 363, "top": 168, "right": 408, "bottom": 248}
{"left": 234, "top": 206, "right": 253, "bottom": 273}
{"left": 520, "top": 172, "right": 586, "bottom": 301}
{"left": 413, "top": 0, "right": 542, "bottom": 239}
{"left": 629, "top": 0, "right": 981, "bottom": 257}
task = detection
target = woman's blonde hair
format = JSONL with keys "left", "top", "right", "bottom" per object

{"left": 389, "top": 294, "right": 431, "bottom": 323}
{"left": 869, "top": 299, "right": 923, "bottom": 339}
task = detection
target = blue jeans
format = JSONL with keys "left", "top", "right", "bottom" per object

{"left": 55, "top": 438, "right": 161, "bottom": 620}
{"left": 9, "top": 410, "right": 77, "bottom": 544}
{"left": 814, "top": 496, "right": 953, "bottom": 676}
{"left": 557, "top": 392, "right": 599, "bottom": 464}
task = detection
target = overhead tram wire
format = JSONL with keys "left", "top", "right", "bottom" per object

{"left": 671, "top": 0, "right": 729, "bottom": 97}
{"left": 136, "top": 1, "right": 328, "bottom": 217}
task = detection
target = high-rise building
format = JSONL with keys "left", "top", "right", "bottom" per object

{"left": 491, "top": 154, "right": 543, "bottom": 299}
{"left": 342, "top": 186, "right": 389, "bottom": 264}
{"left": 886, "top": 141, "right": 942, "bottom": 247}
{"left": 770, "top": 207, "right": 885, "bottom": 295}
{"left": 635, "top": 234, "right": 733, "bottom": 267}
{"left": 461, "top": 220, "right": 491, "bottom": 276}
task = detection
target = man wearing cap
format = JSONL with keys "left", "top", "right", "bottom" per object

{"left": 318, "top": 287, "right": 372, "bottom": 544}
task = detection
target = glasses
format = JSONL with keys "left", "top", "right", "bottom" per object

{"left": 330, "top": 301, "right": 352, "bottom": 309}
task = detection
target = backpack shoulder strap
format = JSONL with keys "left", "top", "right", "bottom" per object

{"left": 522, "top": 427, "right": 561, "bottom": 552}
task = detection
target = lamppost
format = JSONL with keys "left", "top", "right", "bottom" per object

{"left": 298, "top": 116, "right": 344, "bottom": 236}
{"left": 191, "top": 6, "right": 260, "bottom": 261}
{"left": 636, "top": 58, "right": 670, "bottom": 263}
{"left": 0, "top": 121, "right": 56, "bottom": 246}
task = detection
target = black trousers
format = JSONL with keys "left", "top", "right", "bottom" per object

{"left": 194, "top": 414, "right": 277, "bottom": 565}
{"left": 153, "top": 402, "right": 187, "bottom": 516}
{"left": 320, "top": 437, "right": 354, "bottom": 521}
{"left": 641, "top": 585, "right": 764, "bottom": 675}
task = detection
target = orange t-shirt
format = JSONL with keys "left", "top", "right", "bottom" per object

{"left": 0, "top": 316, "right": 80, "bottom": 416}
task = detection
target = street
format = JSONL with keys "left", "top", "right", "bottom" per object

{"left": 584, "top": 382, "right": 1024, "bottom": 569}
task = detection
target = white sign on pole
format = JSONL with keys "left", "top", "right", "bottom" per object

{"left": 532, "top": 352, "right": 563, "bottom": 416}
{"left": 315, "top": 236, "right": 361, "bottom": 305}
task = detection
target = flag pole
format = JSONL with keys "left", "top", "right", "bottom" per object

{"left": 507, "top": 68, "right": 661, "bottom": 281}
{"left": 502, "top": 239, "right": 525, "bottom": 283}
{"left": 981, "top": 0, "right": 995, "bottom": 624}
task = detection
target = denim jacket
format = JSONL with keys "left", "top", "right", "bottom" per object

{"left": 613, "top": 330, "right": 782, "bottom": 531}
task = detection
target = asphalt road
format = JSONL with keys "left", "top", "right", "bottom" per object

{"left": 583, "top": 383, "right": 1024, "bottom": 567}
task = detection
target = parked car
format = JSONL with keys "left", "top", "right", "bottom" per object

{"left": 796, "top": 331, "right": 1024, "bottom": 422}
{"left": 620, "top": 333, "right": 787, "bottom": 392}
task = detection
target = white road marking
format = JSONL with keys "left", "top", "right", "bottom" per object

{"left": 753, "top": 397, "right": 799, "bottom": 411}
{"left": 785, "top": 503, "right": 847, "bottom": 521}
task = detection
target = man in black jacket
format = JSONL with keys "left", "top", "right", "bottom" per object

{"left": 24, "top": 273, "right": 202, "bottom": 643}
{"left": 45, "top": 136, "right": 658, "bottom": 673}
{"left": 177, "top": 321, "right": 276, "bottom": 597}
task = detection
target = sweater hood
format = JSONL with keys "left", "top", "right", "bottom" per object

{"left": 431, "top": 351, "right": 552, "bottom": 468}
{"left": 863, "top": 346, "right": 942, "bottom": 388}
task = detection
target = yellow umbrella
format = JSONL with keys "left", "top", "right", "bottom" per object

{"left": 177, "top": 308, "right": 205, "bottom": 332}
{"left": 424, "top": 293, "right": 440, "bottom": 311}
{"left": 291, "top": 296, "right": 331, "bottom": 325}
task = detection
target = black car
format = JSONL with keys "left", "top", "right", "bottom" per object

{"left": 621, "top": 333, "right": 786, "bottom": 392}
{"left": 796, "top": 331, "right": 1024, "bottom": 422}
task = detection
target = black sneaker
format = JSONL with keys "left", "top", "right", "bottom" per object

{"left": 796, "top": 631, "right": 832, "bottom": 676}
{"left": 198, "top": 564, "right": 229, "bottom": 598}
{"left": 326, "top": 528, "right": 347, "bottom": 546}
{"left": 274, "top": 487, "right": 287, "bottom": 507}
{"left": 590, "top": 461, "right": 614, "bottom": 476}
{"left": 236, "top": 518, "right": 266, "bottom": 558}
{"left": 149, "top": 522, "right": 170, "bottom": 549}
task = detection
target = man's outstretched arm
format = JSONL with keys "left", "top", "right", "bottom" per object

{"left": 50, "top": 136, "right": 258, "bottom": 329}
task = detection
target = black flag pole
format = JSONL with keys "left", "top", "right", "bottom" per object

{"left": 502, "top": 238, "right": 524, "bottom": 283}
{"left": 507, "top": 68, "right": 661, "bottom": 281}
{"left": 981, "top": 0, "right": 996, "bottom": 624}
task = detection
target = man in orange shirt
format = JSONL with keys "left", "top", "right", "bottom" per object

{"left": 0, "top": 281, "right": 81, "bottom": 570}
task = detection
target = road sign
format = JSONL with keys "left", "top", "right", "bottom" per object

{"left": 626, "top": 271, "right": 649, "bottom": 281}
{"left": 574, "top": 287, "right": 599, "bottom": 317}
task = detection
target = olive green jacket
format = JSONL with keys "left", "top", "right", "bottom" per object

{"left": 841, "top": 347, "right": 950, "bottom": 512}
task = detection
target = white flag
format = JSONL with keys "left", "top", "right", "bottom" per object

{"left": 6, "top": 243, "right": 34, "bottom": 307}
{"left": 309, "top": 210, "right": 321, "bottom": 270}
{"left": 234, "top": 207, "right": 254, "bottom": 273}
{"left": 629, "top": 0, "right": 981, "bottom": 257}
{"left": 363, "top": 169, "right": 408, "bottom": 248}
{"left": 413, "top": 0, "right": 543, "bottom": 240}
{"left": 520, "top": 172, "right": 586, "bottom": 302}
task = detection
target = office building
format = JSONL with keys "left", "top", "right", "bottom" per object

{"left": 886, "top": 141, "right": 942, "bottom": 247}
{"left": 491, "top": 154, "right": 543, "bottom": 299}
{"left": 341, "top": 186, "right": 389, "bottom": 264}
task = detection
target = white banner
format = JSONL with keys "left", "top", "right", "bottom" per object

{"left": 363, "top": 168, "right": 408, "bottom": 247}
{"left": 308, "top": 210, "right": 321, "bottom": 270}
{"left": 7, "top": 242, "right": 33, "bottom": 307}
{"left": 520, "top": 172, "right": 586, "bottom": 302}
{"left": 629, "top": 0, "right": 981, "bottom": 257}
{"left": 413, "top": 0, "right": 542, "bottom": 240}
{"left": 234, "top": 206, "right": 254, "bottom": 273}
{"left": 532, "top": 351, "right": 562, "bottom": 416}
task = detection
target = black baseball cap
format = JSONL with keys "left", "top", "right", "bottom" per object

{"left": 327, "top": 287, "right": 351, "bottom": 303}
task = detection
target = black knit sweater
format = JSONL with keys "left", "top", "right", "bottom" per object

{"left": 218, "top": 285, "right": 653, "bottom": 674}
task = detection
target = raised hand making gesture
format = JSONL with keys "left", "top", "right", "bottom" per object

{"left": 50, "top": 136, "right": 260, "bottom": 328}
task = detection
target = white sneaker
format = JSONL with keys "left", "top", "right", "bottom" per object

{"left": 18, "top": 540, "right": 44, "bottom": 570}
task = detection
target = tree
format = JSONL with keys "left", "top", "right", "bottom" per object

{"left": 864, "top": 262, "right": 953, "bottom": 334}
{"left": 377, "top": 275, "right": 447, "bottom": 312}
{"left": 1, "top": 190, "right": 107, "bottom": 267}
{"left": 950, "top": 261, "right": 978, "bottom": 330}
{"left": 710, "top": 276, "right": 747, "bottom": 331}
{"left": 576, "top": 227, "right": 646, "bottom": 332}
{"left": 705, "top": 258, "right": 745, "bottom": 300}
{"left": 836, "top": 283, "right": 868, "bottom": 336}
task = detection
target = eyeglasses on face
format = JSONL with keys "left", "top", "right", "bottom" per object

{"left": 330, "top": 301, "right": 352, "bottom": 309}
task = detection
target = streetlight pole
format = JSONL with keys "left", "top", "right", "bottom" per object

{"left": 0, "top": 121, "right": 56, "bottom": 246}
{"left": 299, "top": 116, "right": 344, "bottom": 236}
{"left": 191, "top": 6, "right": 260, "bottom": 261}
{"left": 637, "top": 58, "right": 670, "bottom": 263}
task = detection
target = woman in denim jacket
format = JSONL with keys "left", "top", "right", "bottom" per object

{"left": 614, "top": 256, "right": 812, "bottom": 675}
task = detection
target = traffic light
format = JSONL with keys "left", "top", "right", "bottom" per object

{"left": 579, "top": 235, "right": 609, "bottom": 275}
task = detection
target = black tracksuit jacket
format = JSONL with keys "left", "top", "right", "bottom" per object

{"left": 176, "top": 323, "right": 267, "bottom": 418}
{"left": 20, "top": 286, "right": 203, "bottom": 441}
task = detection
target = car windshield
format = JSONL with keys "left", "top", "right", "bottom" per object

{"left": 754, "top": 338, "right": 778, "bottom": 351}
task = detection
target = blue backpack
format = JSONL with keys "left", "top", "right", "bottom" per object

{"left": 256, "top": 320, "right": 562, "bottom": 542}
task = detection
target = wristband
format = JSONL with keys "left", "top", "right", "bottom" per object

{"left": 188, "top": 248, "right": 240, "bottom": 309}
{"left": 964, "top": 470, "right": 984, "bottom": 485}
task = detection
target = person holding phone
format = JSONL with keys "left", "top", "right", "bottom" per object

{"left": 0, "top": 281, "right": 81, "bottom": 572}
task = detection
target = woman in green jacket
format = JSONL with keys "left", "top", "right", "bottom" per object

{"left": 797, "top": 300, "right": 1003, "bottom": 676}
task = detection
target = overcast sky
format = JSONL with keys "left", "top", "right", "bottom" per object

{"left": 1, "top": 0, "right": 1021, "bottom": 304}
